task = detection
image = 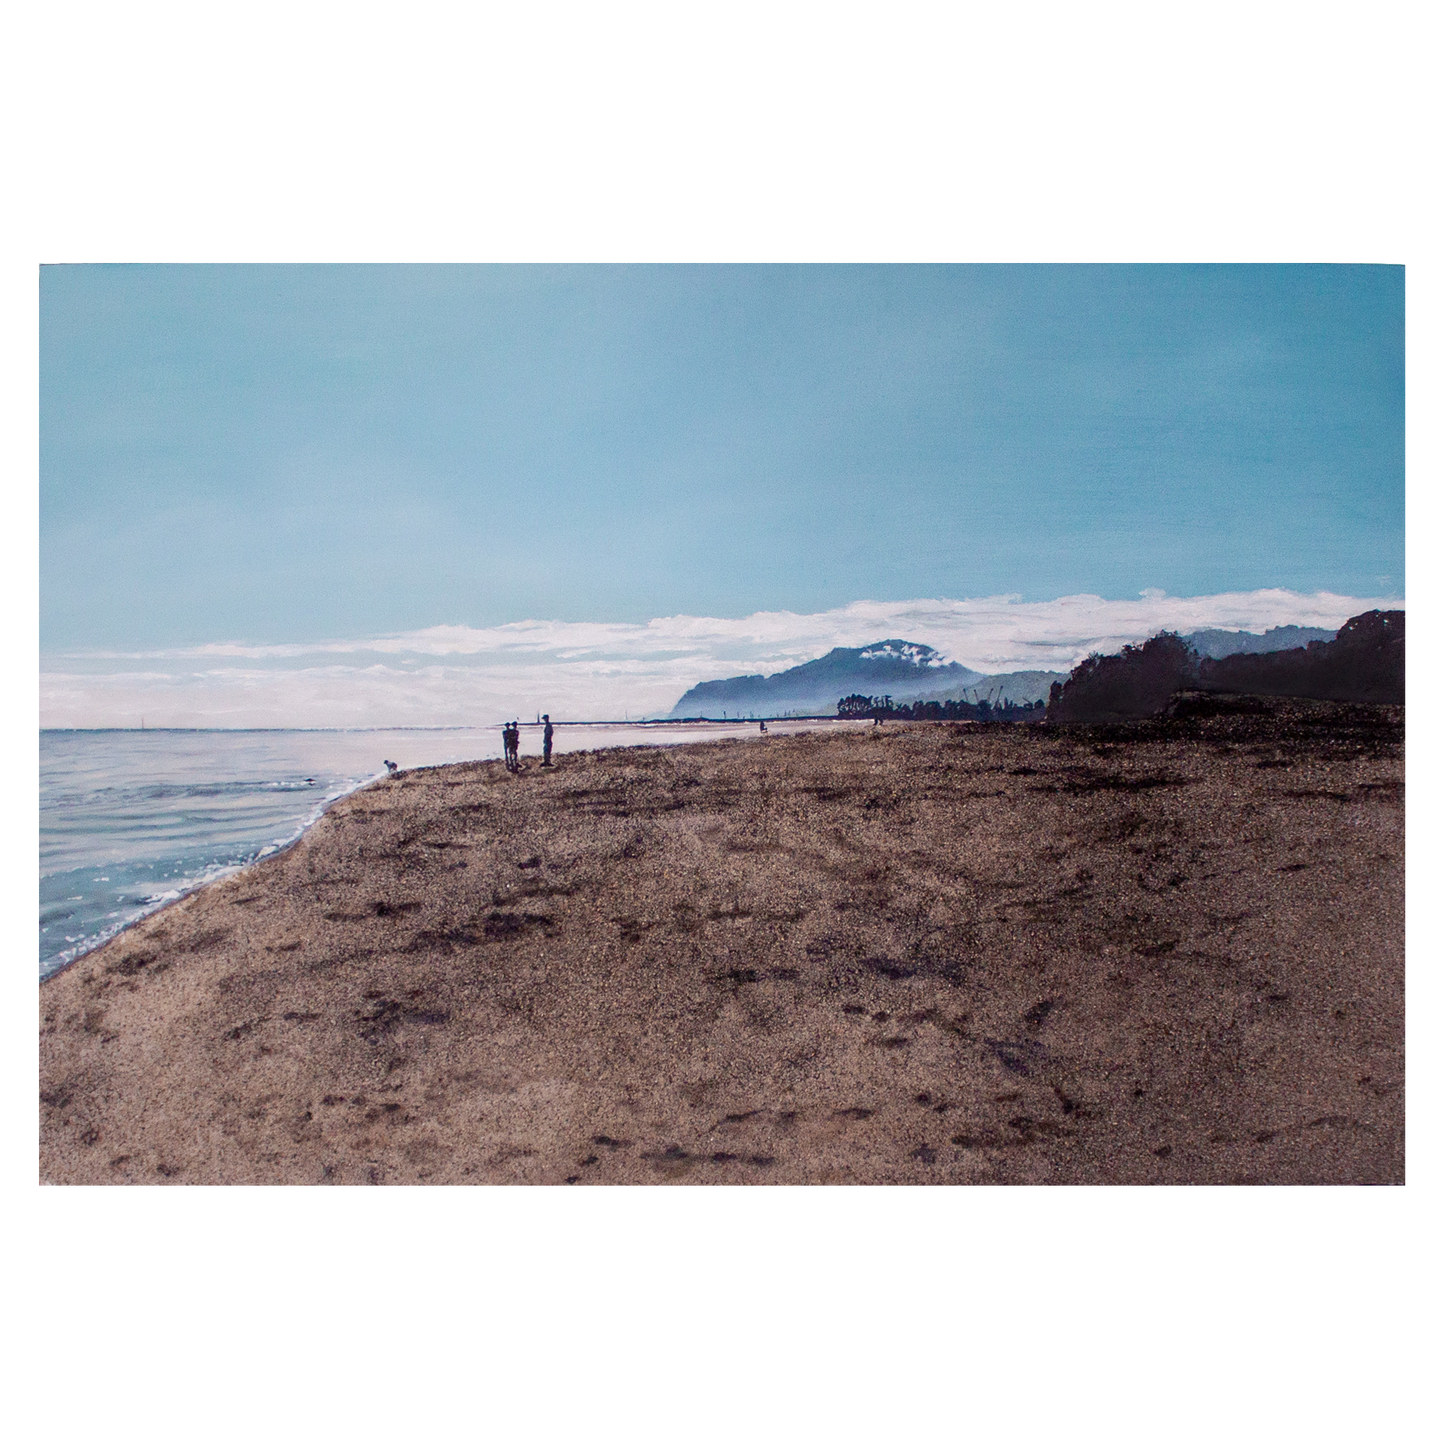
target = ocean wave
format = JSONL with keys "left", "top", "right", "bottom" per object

{"left": 38, "top": 726, "right": 836, "bottom": 978}
{"left": 39, "top": 748, "right": 387, "bottom": 977}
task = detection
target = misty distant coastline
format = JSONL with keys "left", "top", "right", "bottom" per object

{"left": 669, "top": 641, "right": 982, "bottom": 719}
{"left": 42, "top": 594, "right": 1394, "bottom": 730}
{"left": 666, "top": 625, "right": 1342, "bottom": 720}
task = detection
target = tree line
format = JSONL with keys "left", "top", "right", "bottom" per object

{"left": 1044, "top": 610, "right": 1403, "bottom": 723}
{"left": 837, "top": 693, "right": 1046, "bottom": 722}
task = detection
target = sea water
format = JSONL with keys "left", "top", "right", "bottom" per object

{"left": 38, "top": 720, "right": 856, "bottom": 979}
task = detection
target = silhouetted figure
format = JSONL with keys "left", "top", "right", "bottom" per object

{"left": 759, "top": 719, "right": 767, "bottom": 733}
{"left": 502, "top": 722, "right": 519, "bottom": 771}
{"left": 542, "top": 714, "right": 554, "bottom": 766}
{"left": 383, "top": 759, "right": 398, "bottom": 776}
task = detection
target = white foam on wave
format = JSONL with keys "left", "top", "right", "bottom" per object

{"left": 40, "top": 768, "right": 388, "bottom": 979}
{"left": 44, "top": 868, "right": 233, "bottom": 977}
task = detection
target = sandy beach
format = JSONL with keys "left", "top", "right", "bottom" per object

{"left": 40, "top": 698, "right": 1403, "bottom": 1185}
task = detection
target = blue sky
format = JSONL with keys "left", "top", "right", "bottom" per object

{"left": 39, "top": 265, "right": 1404, "bottom": 724}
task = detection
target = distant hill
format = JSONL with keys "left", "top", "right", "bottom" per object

{"left": 667, "top": 621, "right": 1361, "bottom": 721}
{"left": 1047, "top": 611, "right": 1404, "bottom": 723}
{"left": 668, "top": 640, "right": 983, "bottom": 718}
{"left": 1183, "top": 624, "right": 1336, "bottom": 659}
{"left": 1198, "top": 610, "right": 1403, "bottom": 704}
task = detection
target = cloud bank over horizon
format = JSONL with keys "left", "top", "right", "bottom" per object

{"left": 41, "top": 589, "right": 1399, "bottom": 729}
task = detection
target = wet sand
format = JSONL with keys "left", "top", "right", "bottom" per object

{"left": 40, "top": 697, "right": 1404, "bottom": 1185}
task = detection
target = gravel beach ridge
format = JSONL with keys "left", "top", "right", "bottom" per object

{"left": 40, "top": 701, "right": 1404, "bottom": 1185}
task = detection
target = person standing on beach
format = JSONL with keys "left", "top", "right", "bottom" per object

{"left": 542, "top": 714, "right": 554, "bottom": 766}
{"left": 502, "top": 721, "right": 516, "bottom": 771}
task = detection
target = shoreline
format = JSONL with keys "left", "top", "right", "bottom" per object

{"left": 39, "top": 779, "right": 372, "bottom": 984}
{"left": 39, "top": 755, "right": 395, "bottom": 983}
{"left": 40, "top": 700, "right": 1403, "bottom": 1185}
{"left": 39, "top": 720, "right": 872, "bottom": 981}
{"left": 40, "top": 716, "right": 865, "bottom": 733}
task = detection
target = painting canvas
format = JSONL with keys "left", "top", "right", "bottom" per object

{"left": 38, "top": 263, "right": 1404, "bottom": 1186}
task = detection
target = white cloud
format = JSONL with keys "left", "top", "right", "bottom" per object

{"left": 41, "top": 589, "right": 1397, "bottom": 729}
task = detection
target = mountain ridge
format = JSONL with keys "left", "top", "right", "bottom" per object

{"left": 667, "top": 640, "right": 981, "bottom": 718}
{"left": 666, "top": 624, "right": 1358, "bottom": 719}
{"left": 1183, "top": 624, "right": 1335, "bottom": 659}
